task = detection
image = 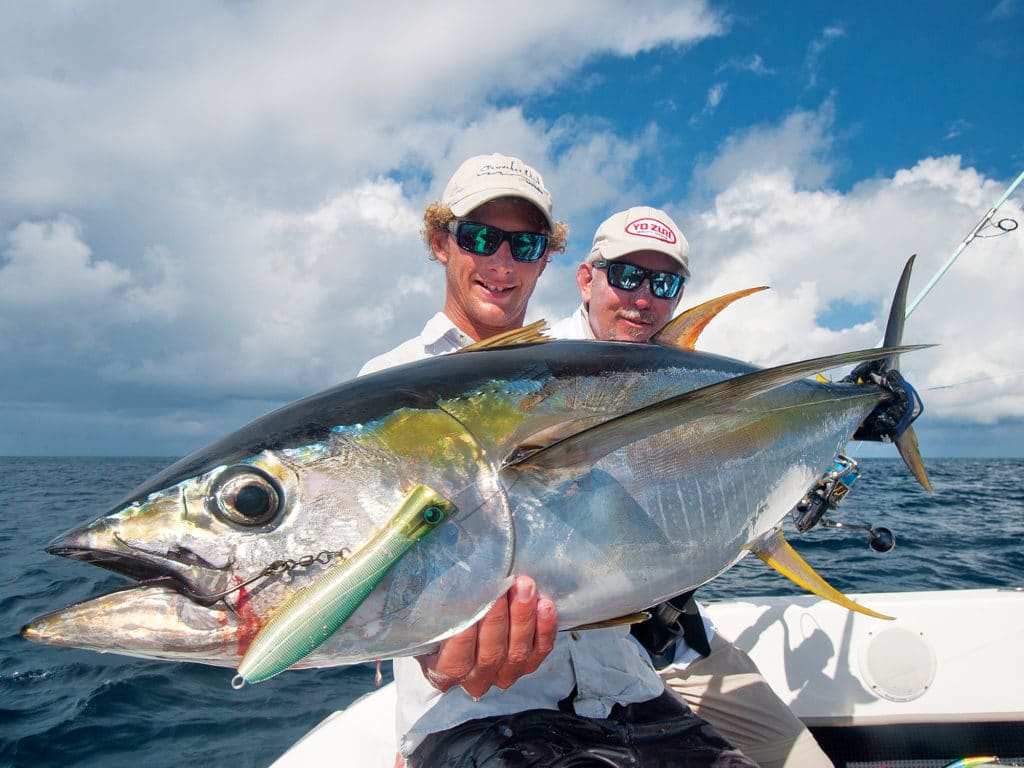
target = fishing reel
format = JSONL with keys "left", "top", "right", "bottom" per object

{"left": 789, "top": 454, "right": 896, "bottom": 553}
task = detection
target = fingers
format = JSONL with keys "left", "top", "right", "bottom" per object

{"left": 504, "top": 574, "right": 539, "bottom": 668}
{"left": 467, "top": 579, "right": 517, "bottom": 693}
{"left": 493, "top": 575, "right": 557, "bottom": 689}
{"left": 533, "top": 595, "right": 558, "bottom": 662}
{"left": 415, "top": 575, "right": 559, "bottom": 699}
{"left": 417, "top": 621, "right": 483, "bottom": 693}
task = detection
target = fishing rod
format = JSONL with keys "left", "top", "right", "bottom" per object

{"left": 903, "top": 168, "right": 1023, "bottom": 321}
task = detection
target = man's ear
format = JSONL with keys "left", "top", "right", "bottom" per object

{"left": 576, "top": 262, "right": 594, "bottom": 304}
{"left": 431, "top": 231, "right": 450, "bottom": 265}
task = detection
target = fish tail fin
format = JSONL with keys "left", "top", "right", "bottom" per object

{"left": 884, "top": 256, "right": 932, "bottom": 492}
{"left": 751, "top": 529, "right": 893, "bottom": 620}
{"left": 845, "top": 255, "right": 932, "bottom": 491}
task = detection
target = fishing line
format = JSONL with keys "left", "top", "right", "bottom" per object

{"left": 923, "top": 370, "right": 1024, "bottom": 391}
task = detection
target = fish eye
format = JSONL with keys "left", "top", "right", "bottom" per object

{"left": 208, "top": 466, "right": 282, "bottom": 527}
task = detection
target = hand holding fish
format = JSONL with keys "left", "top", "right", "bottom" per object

{"left": 415, "top": 575, "right": 558, "bottom": 698}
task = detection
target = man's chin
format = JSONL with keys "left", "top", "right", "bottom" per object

{"left": 473, "top": 301, "right": 525, "bottom": 333}
{"left": 615, "top": 322, "right": 653, "bottom": 342}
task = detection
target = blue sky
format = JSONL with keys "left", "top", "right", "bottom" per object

{"left": 1, "top": 1, "right": 1022, "bottom": 458}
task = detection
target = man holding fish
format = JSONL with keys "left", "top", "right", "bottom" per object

{"left": 361, "top": 154, "right": 760, "bottom": 767}
{"left": 549, "top": 206, "right": 835, "bottom": 768}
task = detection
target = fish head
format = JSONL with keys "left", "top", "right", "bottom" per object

{"left": 45, "top": 451, "right": 317, "bottom": 608}
{"left": 29, "top": 379, "right": 518, "bottom": 667}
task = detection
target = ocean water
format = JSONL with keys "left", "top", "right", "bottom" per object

{"left": 1, "top": 456, "right": 1022, "bottom": 767}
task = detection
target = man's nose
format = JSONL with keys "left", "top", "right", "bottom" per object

{"left": 489, "top": 242, "right": 516, "bottom": 271}
{"left": 631, "top": 281, "right": 654, "bottom": 309}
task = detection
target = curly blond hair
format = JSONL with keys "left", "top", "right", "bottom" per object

{"left": 422, "top": 201, "right": 568, "bottom": 261}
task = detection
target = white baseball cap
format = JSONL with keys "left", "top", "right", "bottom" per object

{"left": 589, "top": 206, "right": 690, "bottom": 276}
{"left": 442, "top": 153, "right": 555, "bottom": 232}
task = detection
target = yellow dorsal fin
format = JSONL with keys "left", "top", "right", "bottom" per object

{"left": 750, "top": 529, "right": 893, "bottom": 620}
{"left": 653, "top": 287, "right": 769, "bottom": 350}
{"left": 459, "top": 320, "right": 551, "bottom": 352}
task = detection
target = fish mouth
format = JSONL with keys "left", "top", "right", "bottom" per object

{"left": 46, "top": 530, "right": 233, "bottom": 607}
{"left": 21, "top": 581, "right": 246, "bottom": 666}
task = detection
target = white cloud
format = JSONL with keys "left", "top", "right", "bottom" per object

{"left": 0, "top": 216, "right": 138, "bottom": 359}
{"left": 693, "top": 102, "right": 836, "bottom": 192}
{"left": 0, "top": 1, "right": 723, "bottom": 215}
{"left": 704, "top": 83, "right": 727, "bottom": 115}
{"left": 0, "top": 216, "right": 130, "bottom": 309}
{"left": 682, "top": 152, "right": 1024, "bottom": 429}
{"left": 987, "top": 0, "right": 1020, "bottom": 20}
{"left": 803, "top": 24, "right": 846, "bottom": 89}
{"left": 716, "top": 53, "right": 773, "bottom": 77}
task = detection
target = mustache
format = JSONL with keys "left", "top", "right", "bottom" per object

{"left": 616, "top": 310, "right": 654, "bottom": 324}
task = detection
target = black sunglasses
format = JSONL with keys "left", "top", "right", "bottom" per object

{"left": 592, "top": 259, "right": 685, "bottom": 299}
{"left": 445, "top": 220, "right": 549, "bottom": 263}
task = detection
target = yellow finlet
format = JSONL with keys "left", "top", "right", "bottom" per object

{"left": 750, "top": 529, "right": 894, "bottom": 620}
{"left": 895, "top": 425, "right": 934, "bottom": 492}
{"left": 653, "top": 287, "right": 769, "bottom": 351}
{"left": 459, "top": 320, "right": 551, "bottom": 351}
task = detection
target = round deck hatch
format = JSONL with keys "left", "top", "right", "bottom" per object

{"left": 859, "top": 625, "right": 937, "bottom": 702}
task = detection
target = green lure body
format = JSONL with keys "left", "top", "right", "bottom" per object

{"left": 233, "top": 485, "right": 452, "bottom": 686}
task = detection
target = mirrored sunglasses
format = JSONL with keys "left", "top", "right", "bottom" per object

{"left": 592, "top": 258, "right": 685, "bottom": 299}
{"left": 446, "top": 220, "right": 549, "bottom": 263}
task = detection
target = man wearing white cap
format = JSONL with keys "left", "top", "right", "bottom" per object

{"left": 362, "top": 153, "right": 565, "bottom": 706}
{"left": 550, "top": 206, "right": 691, "bottom": 343}
{"left": 362, "top": 154, "right": 565, "bottom": 369}
{"left": 362, "top": 160, "right": 757, "bottom": 767}
{"left": 552, "top": 206, "right": 835, "bottom": 768}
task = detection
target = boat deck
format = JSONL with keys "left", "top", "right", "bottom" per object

{"left": 270, "top": 588, "right": 1024, "bottom": 767}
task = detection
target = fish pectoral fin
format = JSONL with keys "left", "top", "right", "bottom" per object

{"left": 568, "top": 612, "right": 652, "bottom": 632}
{"left": 750, "top": 529, "right": 893, "bottom": 620}
{"left": 653, "top": 287, "right": 769, "bottom": 351}
{"left": 506, "top": 416, "right": 612, "bottom": 464}
{"left": 459, "top": 320, "right": 551, "bottom": 351}
{"left": 504, "top": 343, "right": 930, "bottom": 470}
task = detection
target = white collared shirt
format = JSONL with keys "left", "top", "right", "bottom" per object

{"left": 359, "top": 311, "right": 474, "bottom": 376}
{"left": 547, "top": 304, "right": 595, "bottom": 340}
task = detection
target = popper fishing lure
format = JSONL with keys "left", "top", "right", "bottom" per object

{"left": 233, "top": 485, "right": 453, "bottom": 687}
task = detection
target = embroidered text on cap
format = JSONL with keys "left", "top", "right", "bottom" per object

{"left": 625, "top": 218, "right": 677, "bottom": 245}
